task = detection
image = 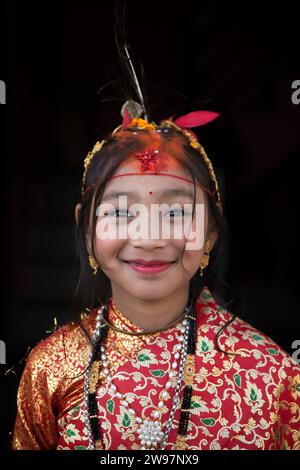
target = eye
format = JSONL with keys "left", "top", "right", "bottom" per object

{"left": 104, "top": 209, "right": 134, "bottom": 219}
{"left": 163, "top": 208, "right": 186, "bottom": 217}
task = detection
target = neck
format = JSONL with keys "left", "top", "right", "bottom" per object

{"left": 110, "top": 284, "right": 191, "bottom": 332}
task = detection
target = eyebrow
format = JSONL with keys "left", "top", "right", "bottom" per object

{"left": 101, "top": 188, "right": 194, "bottom": 201}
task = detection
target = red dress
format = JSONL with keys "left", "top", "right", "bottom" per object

{"left": 12, "top": 286, "right": 300, "bottom": 450}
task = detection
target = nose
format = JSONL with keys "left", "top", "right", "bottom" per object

{"left": 128, "top": 234, "right": 168, "bottom": 250}
{"left": 127, "top": 208, "right": 172, "bottom": 249}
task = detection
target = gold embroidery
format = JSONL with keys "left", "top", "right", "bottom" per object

{"left": 12, "top": 286, "right": 300, "bottom": 451}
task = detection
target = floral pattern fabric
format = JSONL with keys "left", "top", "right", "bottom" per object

{"left": 12, "top": 287, "right": 300, "bottom": 450}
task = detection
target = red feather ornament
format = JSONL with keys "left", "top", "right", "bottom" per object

{"left": 173, "top": 110, "right": 220, "bottom": 128}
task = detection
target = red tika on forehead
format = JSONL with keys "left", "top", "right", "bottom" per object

{"left": 135, "top": 148, "right": 159, "bottom": 172}
{"left": 135, "top": 148, "right": 165, "bottom": 173}
{"left": 116, "top": 145, "right": 184, "bottom": 174}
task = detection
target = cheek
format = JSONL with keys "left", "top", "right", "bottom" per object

{"left": 94, "top": 237, "right": 124, "bottom": 261}
{"left": 181, "top": 208, "right": 207, "bottom": 251}
{"left": 176, "top": 236, "right": 203, "bottom": 274}
{"left": 182, "top": 247, "right": 203, "bottom": 274}
{"left": 94, "top": 217, "right": 125, "bottom": 258}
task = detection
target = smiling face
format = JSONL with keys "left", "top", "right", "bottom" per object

{"left": 89, "top": 158, "right": 217, "bottom": 303}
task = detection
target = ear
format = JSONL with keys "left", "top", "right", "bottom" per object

{"left": 75, "top": 203, "right": 82, "bottom": 226}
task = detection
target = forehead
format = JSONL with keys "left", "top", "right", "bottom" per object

{"left": 101, "top": 174, "right": 205, "bottom": 203}
{"left": 101, "top": 138, "right": 205, "bottom": 202}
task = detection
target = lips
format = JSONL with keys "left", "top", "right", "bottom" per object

{"left": 124, "top": 259, "right": 175, "bottom": 274}
{"left": 124, "top": 259, "right": 175, "bottom": 266}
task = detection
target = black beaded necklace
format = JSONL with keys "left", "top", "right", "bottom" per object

{"left": 85, "top": 295, "right": 197, "bottom": 450}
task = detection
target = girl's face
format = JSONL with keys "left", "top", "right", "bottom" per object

{"left": 90, "top": 159, "right": 217, "bottom": 303}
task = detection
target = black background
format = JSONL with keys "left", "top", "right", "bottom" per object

{"left": 0, "top": 0, "right": 300, "bottom": 452}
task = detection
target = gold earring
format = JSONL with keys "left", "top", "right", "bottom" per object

{"left": 88, "top": 254, "right": 98, "bottom": 275}
{"left": 199, "top": 239, "right": 211, "bottom": 277}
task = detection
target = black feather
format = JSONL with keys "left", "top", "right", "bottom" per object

{"left": 113, "top": 1, "right": 149, "bottom": 119}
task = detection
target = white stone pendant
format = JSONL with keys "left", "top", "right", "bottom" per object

{"left": 136, "top": 419, "right": 164, "bottom": 450}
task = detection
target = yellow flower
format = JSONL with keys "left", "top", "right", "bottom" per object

{"left": 129, "top": 118, "right": 156, "bottom": 130}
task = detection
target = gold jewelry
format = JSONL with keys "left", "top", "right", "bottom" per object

{"left": 101, "top": 301, "right": 188, "bottom": 336}
{"left": 82, "top": 140, "right": 106, "bottom": 195}
{"left": 184, "top": 353, "right": 196, "bottom": 386}
{"left": 199, "top": 239, "right": 211, "bottom": 277}
{"left": 88, "top": 254, "right": 98, "bottom": 275}
{"left": 173, "top": 434, "right": 187, "bottom": 450}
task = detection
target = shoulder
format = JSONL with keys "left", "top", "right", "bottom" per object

{"left": 230, "top": 315, "right": 299, "bottom": 372}
{"left": 22, "top": 310, "right": 97, "bottom": 384}
{"left": 196, "top": 286, "right": 300, "bottom": 374}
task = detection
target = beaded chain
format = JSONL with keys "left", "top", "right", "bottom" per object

{"left": 84, "top": 296, "right": 197, "bottom": 450}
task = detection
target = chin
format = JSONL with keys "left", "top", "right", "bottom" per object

{"left": 129, "top": 286, "right": 173, "bottom": 302}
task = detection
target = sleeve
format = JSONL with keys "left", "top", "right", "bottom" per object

{"left": 273, "top": 360, "right": 300, "bottom": 450}
{"left": 12, "top": 344, "right": 60, "bottom": 450}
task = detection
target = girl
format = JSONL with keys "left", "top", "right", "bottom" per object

{"left": 11, "top": 107, "right": 300, "bottom": 450}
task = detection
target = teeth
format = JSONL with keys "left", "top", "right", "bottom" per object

{"left": 128, "top": 262, "right": 171, "bottom": 266}
{"left": 133, "top": 263, "right": 162, "bottom": 267}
